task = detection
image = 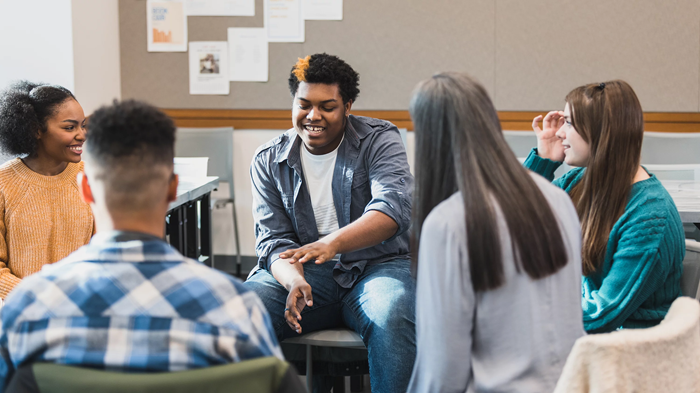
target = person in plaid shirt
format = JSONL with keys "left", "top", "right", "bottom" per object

{"left": 0, "top": 100, "right": 283, "bottom": 389}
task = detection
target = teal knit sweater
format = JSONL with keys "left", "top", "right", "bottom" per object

{"left": 524, "top": 149, "right": 684, "bottom": 333}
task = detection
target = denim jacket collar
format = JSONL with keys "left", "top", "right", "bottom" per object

{"left": 274, "top": 115, "right": 366, "bottom": 168}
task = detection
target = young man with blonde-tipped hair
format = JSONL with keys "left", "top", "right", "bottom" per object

{"left": 245, "top": 53, "right": 416, "bottom": 393}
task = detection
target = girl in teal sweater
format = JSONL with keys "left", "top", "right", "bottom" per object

{"left": 525, "top": 80, "right": 684, "bottom": 333}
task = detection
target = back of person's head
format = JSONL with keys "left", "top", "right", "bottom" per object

{"left": 566, "top": 80, "right": 644, "bottom": 274}
{"left": 410, "top": 72, "right": 568, "bottom": 291}
{"left": 0, "top": 81, "right": 76, "bottom": 156}
{"left": 288, "top": 53, "right": 360, "bottom": 104}
{"left": 84, "top": 100, "right": 175, "bottom": 214}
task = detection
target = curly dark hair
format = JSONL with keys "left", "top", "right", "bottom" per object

{"left": 0, "top": 81, "right": 76, "bottom": 156}
{"left": 86, "top": 99, "right": 175, "bottom": 167}
{"left": 288, "top": 53, "right": 360, "bottom": 104}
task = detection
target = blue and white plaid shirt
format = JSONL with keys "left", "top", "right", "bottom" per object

{"left": 0, "top": 231, "right": 283, "bottom": 390}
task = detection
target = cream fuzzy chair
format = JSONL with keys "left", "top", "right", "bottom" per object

{"left": 554, "top": 297, "right": 700, "bottom": 393}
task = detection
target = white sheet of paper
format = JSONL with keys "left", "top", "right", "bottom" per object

{"left": 185, "top": 0, "right": 254, "bottom": 16}
{"left": 189, "top": 42, "right": 230, "bottom": 95}
{"left": 264, "top": 0, "right": 304, "bottom": 42}
{"left": 227, "top": 28, "right": 269, "bottom": 82}
{"left": 147, "top": 0, "right": 188, "bottom": 52}
{"left": 303, "top": 0, "right": 342, "bottom": 20}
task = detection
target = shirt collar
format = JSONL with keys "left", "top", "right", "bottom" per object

{"left": 90, "top": 230, "right": 167, "bottom": 245}
{"left": 275, "top": 115, "right": 362, "bottom": 165}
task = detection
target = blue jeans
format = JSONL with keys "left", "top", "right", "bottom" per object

{"left": 244, "top": 258, "right": 416, "bottom": 393}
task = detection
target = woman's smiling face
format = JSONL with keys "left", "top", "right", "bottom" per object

{"left": 556, "top": 103, "right": 590, "bottom": 167}
{"left": 292, "top": 82, "right": 352, "bottom": 155}
{"left": 36, "top": 98, "right": 87, "bottom": 163}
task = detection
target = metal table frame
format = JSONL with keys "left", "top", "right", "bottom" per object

{"left": 165, "top": 177, "right": 219, "bottom": 266}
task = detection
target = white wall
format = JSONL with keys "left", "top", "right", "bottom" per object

{"left": 0, "top": 0, "right": 120, "bottom": 115}
{"left": 0, "top": 0, "right": 76, "bottom": 91}
{"left": 212, "top": 130, "right": 284, "bottom": 256}
{"left": 71, "top": 0, "right": 122, "bottom": 115}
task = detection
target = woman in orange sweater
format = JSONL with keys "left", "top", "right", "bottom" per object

{"left": 0, "top": 81, "right": 94, "bottom": 298}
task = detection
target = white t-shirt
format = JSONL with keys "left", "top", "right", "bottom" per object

{"left": 300, "top": 138, "right": 343, "bottom": 236}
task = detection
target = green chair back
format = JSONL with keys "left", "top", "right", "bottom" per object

{"left": 24, "top": 357, "right": 302, "bottom": 393}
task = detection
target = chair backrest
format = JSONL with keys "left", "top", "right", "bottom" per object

{"left": 641, "top": 132, "right": 700, "bottom": 165}
{"left": 503, "top": 130, "right": 537, "bottom": 158}
{"left": 682, "top": 240, "right": 700, "bottom": 300}
{"left": 644, "top": 164, "right": 700, "bottom": 181}
{"left": 175, "top": 127, "right": 234, "bottom": 199}
{"left": 554, "top": 297, "right": 700, "bottom": 393}
{"left": 7, "top": 357, "right": 305, "bottom": 393}
{"left": 398, "top": 128, "right": 408, "bottom": 148}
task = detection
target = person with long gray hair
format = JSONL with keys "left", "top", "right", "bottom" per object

{"left": 407, "top": 73, "right": 584, "bottom": 393}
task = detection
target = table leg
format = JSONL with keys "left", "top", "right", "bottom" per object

{"left": 185, "top": 201, "right": 198, "bottom": 259}
{"left": 167, "top": 206, "right": 185, "bottom": 254}
{"left": 306, "top": 344, "right": 313, "bottom": 393}
{"left": 200, "top": 193, "right": 213, "bottom": 268}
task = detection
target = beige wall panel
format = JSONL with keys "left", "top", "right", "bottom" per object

{"left": 119, "top": 0, "right": 303, "bottom": 109}
{"left": 119, "top": 0, "right": 495, "bottom": 110}
{"left": 495, "top": 0, "right": 700, "bottom": 112}
{"left": 301, "top": 0, "right": 495, "bottom": 110}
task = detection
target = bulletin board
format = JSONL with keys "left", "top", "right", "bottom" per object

{"left": 119, "top": 0, "right": 700, "bottom": 113}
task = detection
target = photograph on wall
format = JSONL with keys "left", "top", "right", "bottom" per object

{"left": 200, "top": 53, "right": 220, "bottom": 74}
{"left": 185, "top": 0, "right": 255, "bottom": 16}
{"left": 147, "top": 0, "right": 188, "bottom": 52}
{"left": 189, "top": 41, "right": 230, "bottom": 95}
{"left": 264, "top": 0, "right": 305, "bottom": 42}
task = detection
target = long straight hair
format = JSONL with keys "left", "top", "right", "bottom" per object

{"left": 410, "top": 73, "right": 568, "bottom": 291}
{"left": 566, "top": 80, "right": 643, "bottom": 275}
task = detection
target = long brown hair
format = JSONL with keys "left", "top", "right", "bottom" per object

{"left": 410, "top": 72, "right": 569, "bottom": 291}
{"left": 566, "top": 80, "right": 643, "bottom": 275}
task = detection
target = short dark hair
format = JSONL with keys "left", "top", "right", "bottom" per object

{"left": 85, "top": 100, "right": 176, "bottom": 211}
{"left": 87, "top": 100, "right": 175, "bottom": 167}
{"left": 0, "top": 81, "right": 76, "bottom": 156}
{"left": 288, "top": 53, "right": 360, "bottom": 104}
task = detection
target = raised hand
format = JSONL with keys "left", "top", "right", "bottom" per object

{"left": 532, "top": 111, "right": 566, "bottom": 162}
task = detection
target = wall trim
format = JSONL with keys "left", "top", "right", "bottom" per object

{"left": 163, "top": 109, "right": 700, "bottom": 133}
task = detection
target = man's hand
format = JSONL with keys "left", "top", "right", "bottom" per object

{"left": 280, "top": 240, "right": 338, "bottom": 265}
{"left": 285, "top": 278, "right": 314, "bottom": 334}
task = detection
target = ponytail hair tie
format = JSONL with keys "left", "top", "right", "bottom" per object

{"left": 28, "top": 85, "right": 45, "bottom": 101}
{"left": 599, "top": 82, "right": 606, "bottom": 90}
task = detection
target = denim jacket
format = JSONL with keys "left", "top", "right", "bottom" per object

{"left": 250, "top": 115, "right": 413, "bottom": 288}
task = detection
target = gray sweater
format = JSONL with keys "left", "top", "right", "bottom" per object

{"left": 408, "top": 174, "right": 585, "bottom": 393}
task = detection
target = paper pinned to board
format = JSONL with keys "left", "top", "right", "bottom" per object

{"left": 228, "top": 28, "right": 269, "bottom": 82}
{"left": 264, "top": 0, "right": 305, "bottom": 42}
{"left": 147, "top": 0, "right": 188, "bottom": 52}
{"left": 303, "top": 0, "right": 342, "bottom": 20}
{"left": 189, "top": 41, "right": 230, "bottom": 95}
{"left": 185, "top": 0, "right": 255, "bottom": 16}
